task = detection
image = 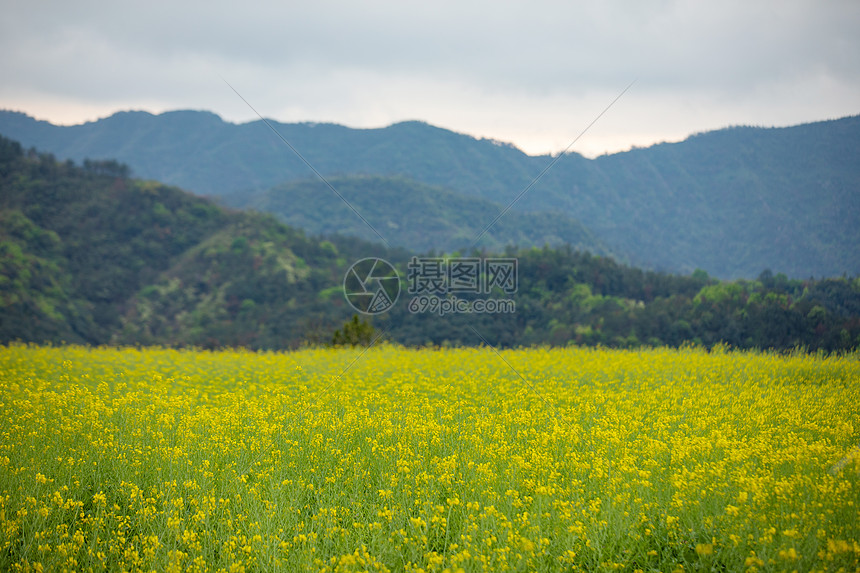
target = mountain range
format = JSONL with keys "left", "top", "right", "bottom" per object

{"left": 0, "top": 109, "right": 858, "bottom": 279}
{"left": 2, "top": 134, "right": 858, "bottom": 352}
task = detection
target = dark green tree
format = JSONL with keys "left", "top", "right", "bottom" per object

{"left": 331, "top": 315, "right": 377, "bottom": 347}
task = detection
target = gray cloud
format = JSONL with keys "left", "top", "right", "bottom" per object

{"left": 1, "top": 0, "right": 858, "bottom": 156}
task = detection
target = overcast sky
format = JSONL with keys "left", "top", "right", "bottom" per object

{"left": 1, "top": 0, "right": 858, "bottom": 157}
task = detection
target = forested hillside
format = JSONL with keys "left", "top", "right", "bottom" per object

{"left": 224, "top": 175, "right": 610, "bottom": 255}
{"left": 1, "top": 135, "right": 858, "bottom": 351}
{"left": 0, "top": 135, "right": 375, "bottom": 346}
{"left": 2, "top": 110, "right": 857, "bottom": 278}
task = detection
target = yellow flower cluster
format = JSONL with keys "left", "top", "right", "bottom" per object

{"left": 0, "top": 344, "right": 858, "bottom": 571}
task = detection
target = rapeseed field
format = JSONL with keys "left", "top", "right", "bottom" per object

{"left": 0, "top": 344, "right": 858, "bottom": 572}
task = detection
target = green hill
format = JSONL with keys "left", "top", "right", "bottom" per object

{"left": 0, "top": 135, "right": 373, "bottom": 346}
{"left": 1, "top": 110, "right": 858, "bottom": 278}
{"left": 224, "top": 175, "right": 611, "bottom": 256}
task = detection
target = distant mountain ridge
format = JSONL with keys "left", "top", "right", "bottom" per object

{"left": 1, "top": 109, "right": 858, "bottom": 279}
